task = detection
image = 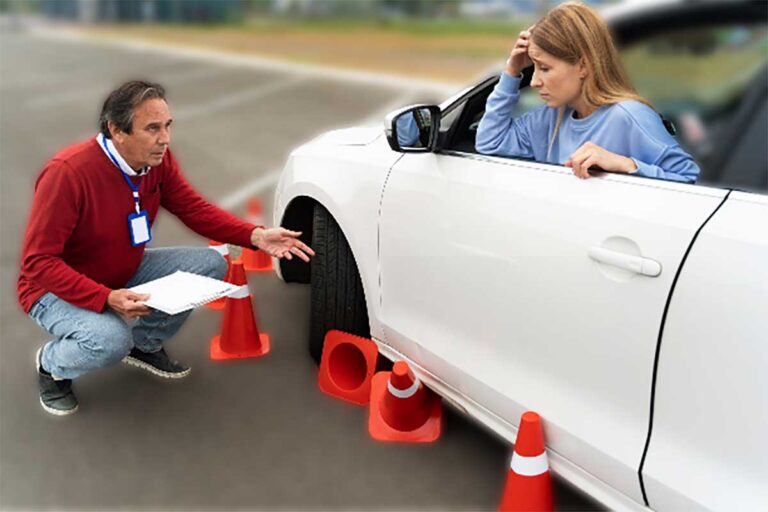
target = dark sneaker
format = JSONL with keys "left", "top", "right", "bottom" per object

{"left": 122, "top": 348, "right": 191, "bottom": 379}
{"left": 36, "top": 348, "right": 78, "bottom": 416}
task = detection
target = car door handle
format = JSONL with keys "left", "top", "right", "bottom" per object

{"left": 588, "top": 247, "right": 662, "bottom": 277}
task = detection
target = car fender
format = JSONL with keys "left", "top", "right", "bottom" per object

{"left": 274, "top": 133, "right": 404, "bottom": 343}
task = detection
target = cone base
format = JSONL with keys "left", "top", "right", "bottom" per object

{"left": 318, "top": 330, "right": 378, "bottom": 406}
{"left": 210, "top": 333, "right": 270, "bottom": 360}
{"left": 368, "top": 371, "right": 442, "bottom": 443}
{"left": 499, "top": 471, "right": 554, "bottom": 512}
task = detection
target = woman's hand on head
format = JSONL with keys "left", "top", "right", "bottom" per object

{"left": 506, "top": 25, "right": 535, "bottom": 77}
{"left": 565, "top": 141, "right": 638, "bottom": 179}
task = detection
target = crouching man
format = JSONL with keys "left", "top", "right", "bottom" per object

{"left": 18, "top": 80, "right": 314, "bottom": 415}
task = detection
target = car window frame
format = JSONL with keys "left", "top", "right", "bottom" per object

{"left": 433, "top": 1, "right": 767, "bottom": 195}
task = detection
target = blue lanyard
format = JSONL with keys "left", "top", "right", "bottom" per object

{"left": 102, "top": 134, "right": 142, "bottom": 214}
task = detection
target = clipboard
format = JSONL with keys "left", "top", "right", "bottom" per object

{"left": 129, "top": 271, "right": 240, "bottom": 315}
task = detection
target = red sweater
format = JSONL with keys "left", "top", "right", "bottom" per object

{"left": 18, "top": 138, "right": 256, "bottom": 314}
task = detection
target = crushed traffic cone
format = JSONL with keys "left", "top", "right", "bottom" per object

{"left": 368, "top": 360, "right": 442, "bottom": 443}
{"left": 318, "top": 330, "right": 379, "bottom": 405}
{"left": 210, "top": 260, "right": 270, "bottom": 360}
{"left": 498, "top": 411, "right": 554, "bottom": 512}
{"left": 206, "top": 240, "right": 231, "bottom": 310}
{"left": 242, "top": 198, "right": 273, "bottom": 273}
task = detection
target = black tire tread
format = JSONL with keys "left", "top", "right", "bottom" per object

{"left": 309, "top": 204, "right": 370, "bottom": 364}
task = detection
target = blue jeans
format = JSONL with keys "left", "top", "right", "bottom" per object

{"left": 28, "top": 247, "right": 228, "bottom": 380}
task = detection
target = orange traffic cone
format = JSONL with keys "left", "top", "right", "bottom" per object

{"left": 498, "top": 411, "right": 554, "bottom": 512}
{"left": 206, "top": 240, "right": 231, "bottom": 310}
{"left": 210, "top": 260, "right": 270, "bottom": 360}
{"left": 242, "top": 198, "right": 273, "bottom": 273}
{"left": 368, "top": 360, "right": 442, "bottom": 443}
{"left": 318, "top": 330, "right": 379, "bottom": 405}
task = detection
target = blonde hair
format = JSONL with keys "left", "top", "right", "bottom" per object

{"left": 530, "top": 2, "right": 653, "bottom": 160}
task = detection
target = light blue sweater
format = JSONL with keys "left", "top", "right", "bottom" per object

{"left": 475, "top": 72, "right": 700, "bottom": 183}
{"left": 397, "top": 113, "right": 421, "bottom": 147}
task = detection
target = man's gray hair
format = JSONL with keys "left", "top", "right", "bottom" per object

{"left": 99, "top": 80, "right": 166, "bottom": 138}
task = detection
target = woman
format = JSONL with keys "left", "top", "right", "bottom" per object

{"left": 476, "top": 2, "right": 699, "bottom": 183}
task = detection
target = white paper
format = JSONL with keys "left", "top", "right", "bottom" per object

{"left": 129, "top": 271, "right": 240, "bottom": 315}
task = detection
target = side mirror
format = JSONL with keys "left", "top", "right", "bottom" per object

{"left": 384, "top": 105, "right": 442, "bottom": 153}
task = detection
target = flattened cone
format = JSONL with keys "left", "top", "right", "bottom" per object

{"left": 318, "top": 330, "right": 378, "bottom": 405}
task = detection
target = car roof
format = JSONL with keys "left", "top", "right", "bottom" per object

{"left": 602, "top": 0, "right": 756, "bottom": 23}
{"left": 440, "top": 0, "right": 766, "bottom": 111}
{"left": 603, "top": 0, "right": 767, "bottom": 46}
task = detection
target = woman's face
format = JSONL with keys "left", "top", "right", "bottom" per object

{"left": 528, "top": 41, "right": 586, "bottom": 109}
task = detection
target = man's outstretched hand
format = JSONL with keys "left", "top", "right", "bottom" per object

{"left": 250, "top": 227, "right": 315, "bottom": 262}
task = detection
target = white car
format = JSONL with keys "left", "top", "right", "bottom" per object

{"left": 273, "top": 1, "right": 767, "bottom": 510}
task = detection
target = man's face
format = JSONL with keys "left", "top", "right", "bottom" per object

{"left": 111, "top": 98, "right": 172, "bottom": 169}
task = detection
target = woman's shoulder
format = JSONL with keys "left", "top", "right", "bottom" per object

{"left": 607, "top": 99, "right": 657, "bottom": 122}
{"left": 605, "top": 100, "right": 671, "bottom": 140}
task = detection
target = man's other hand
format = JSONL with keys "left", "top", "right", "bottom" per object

{"left": 250, "top": 227, "right": 315, "bottom": 262}
{"left": 107, "top": 289, "right": 151, "bottom": 318}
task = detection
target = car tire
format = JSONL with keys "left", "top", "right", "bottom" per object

{"left": 309, "top": 203, "right": 370, "bottom": 365}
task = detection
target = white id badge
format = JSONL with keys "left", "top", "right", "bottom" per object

{"left": 128, "top": 210, "right": 152, "bottom": 246}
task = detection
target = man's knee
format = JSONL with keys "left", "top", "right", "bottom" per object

{"left": 199, "top": 248, "right": 228, "bottom": 279}
{"left": 75, "top": 320, "right": 133, "bottom": 367}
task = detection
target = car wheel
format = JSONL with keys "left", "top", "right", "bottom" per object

{"left": 309, "top": 204, "right": 370, "bottom": 365}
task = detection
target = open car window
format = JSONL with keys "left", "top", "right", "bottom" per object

{"left": 624, "top": 23, "right": 768, "bottom": 193}
{"left": 440, "top": 19, "right": 767, "bottom": 194}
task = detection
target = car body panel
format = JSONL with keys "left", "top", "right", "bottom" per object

{"left": 642, "top": 190, "right": 768, "bottom": 511}
{"left": 272, "top": 3, "right": 766, "bottom": 509}
{"left": 310, "top": 126, "right": 384, "bottom": 146}
{"left": 376, "top": 339, "right": 653, "bottom": 512}
{"left": 274, "top": 128, "right": 764, "bottom": 511}
{"left": 274, "top": 130, "right": 402, "bottom": 342}
{"left": 272, "top": 120, "right": 764, "bottom": 512}
{"left": 378, "top": 151, "right": 727, "bottom": 503}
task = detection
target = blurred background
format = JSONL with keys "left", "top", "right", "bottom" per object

{"left": 0, "top": 1, "right": 765, "bottom": 510}
{"left": 0, "top": 0, "right": 622, "bottom": 83}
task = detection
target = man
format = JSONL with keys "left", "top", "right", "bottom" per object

{"left": 18, "top": 80, "right": 314, "bottom": 416}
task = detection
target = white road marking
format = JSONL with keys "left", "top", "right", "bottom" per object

{"left": 30, "top": 26, "right": 459, "bottom": 96}
{"left": 217, "top": 170, "right": 283, "bottom": 210}
{"left": 362, "top": 89, "right": 419, "bottom": 125}
{"left": 214, "top": 89, "right": 426, "bottom": 210}
{"left": 25, "top": 66, "right": 232, "bottom": 109}
{"left": 24, "top": 27, "right": 456, "bottom": 212}
{"left": 174, "top": 75, "right": 305, "bottom": 121}
{"left": 215, "top": 88, "right": 432, "bottom": 211}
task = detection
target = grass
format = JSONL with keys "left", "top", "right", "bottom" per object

{"left": 237, "top": 16, "right": 526, "bottom": 36}
{"left": 81, "top": 18, "right": 766, "bottom": 93}
{"left": 624, "top": 48, "right": 766, "bottom": 107}
{"left": 83, "top": 18, "right": 528, "bottom": 84}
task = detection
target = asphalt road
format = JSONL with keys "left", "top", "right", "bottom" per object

{"left": 0, "top": 28, "right": 601, "bottom": 510}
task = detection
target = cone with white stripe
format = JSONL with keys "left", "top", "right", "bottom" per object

{"left": 368, "top": 361, "right": 442, "bottom": 443}
{"left": 206, "top": 240, "right": 231, "bottom": 310}
{"left": 242, "top": 198, "right": 273, "bottom": 273}
{"left": 210, "top": 260, "right": 270, "bottom": 360}
{"left": 498, "top": 411, "right": 553, "bottom": 512}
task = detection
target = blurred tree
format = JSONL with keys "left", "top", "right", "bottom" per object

{"left": 380, "top": 0, "right": 455, "bottom": 17}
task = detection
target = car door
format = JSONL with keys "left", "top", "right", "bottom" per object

{"left": 637, "top": 54, "right": 767, "bottom": 509}
{"left": 640, "top": 190, "right": 768, "bottom": 511}
{"left": 378, "top": 151, "right": 727, "bottom": 503}
{"left": 623, "top": 16, "right": 768, "bottom": 510}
